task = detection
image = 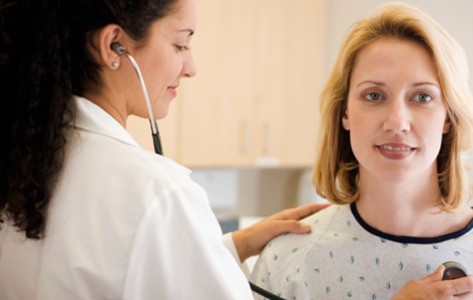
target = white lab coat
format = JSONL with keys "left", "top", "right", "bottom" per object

{"left": 0, "top": 96, "right": 253, "bottom": 299}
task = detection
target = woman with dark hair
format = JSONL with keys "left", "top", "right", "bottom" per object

{"left": 0, "top": 0, "right": 322, "bottom": 298}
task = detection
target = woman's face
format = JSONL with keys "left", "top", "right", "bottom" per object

{"left": 343, "top": 38, "right": 450, "bottom": 183}
{"left": 128, "top": 0, "right": 196, "bottom": 119}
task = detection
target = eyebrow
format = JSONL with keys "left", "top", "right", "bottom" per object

{"left": 356, "top": 81, "right": 440, "bottom": 89}
{"left": 355, "top": 81, "right": 384, "bottom": 88}
{"left": 178, "top": 29, "right": 195, "bottom": 36}
{"left": 412, "top": 82, "right": 440, "bottom": 89}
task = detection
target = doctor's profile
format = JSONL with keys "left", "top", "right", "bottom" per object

{"left": 0, "top": 0, "right": 326, "bottom": 299}
{"left": 250, "top": 2, "right": 473, "bottom": 300}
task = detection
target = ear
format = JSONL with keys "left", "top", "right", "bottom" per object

{"left": 342, "top": 109, "right": 350, "bottom": 130}
{"left": 96, "top": 24, "right": 124, "bottom": 70}
{"left": 443, "top": 117, "right": 451, "bottom": 134}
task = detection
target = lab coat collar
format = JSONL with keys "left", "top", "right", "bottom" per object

{"left": 73, "top": 95, "right": 141, "bottom": 148}
{"left": 72, "top": 96, "right": 192, "bottom": 175}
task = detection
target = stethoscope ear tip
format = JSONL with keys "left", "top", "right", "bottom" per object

{"left": 110, "top": 42, "right": 126, "bottom": 55}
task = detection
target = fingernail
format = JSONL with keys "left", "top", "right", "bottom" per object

{"left": 301, "top": 224, "right": 311, "bottom": 231}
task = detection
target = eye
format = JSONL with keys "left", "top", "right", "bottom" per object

{"left": 412, "top": 93, "right": 433, "bottom": 103}
{"left": 175, "top": 45, "right": 189, "bottom": 52}
{"left": 364, "top": 92, "right": 383, "bottom": 101}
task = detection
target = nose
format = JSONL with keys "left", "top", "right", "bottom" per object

{"left": 382, "top": 98, "right": 411, "bottom": 134}
{"left": 182, "top": 51, "right": 196, "bottom": 78}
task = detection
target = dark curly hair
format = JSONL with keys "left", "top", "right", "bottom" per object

{"left": 0, "top": 0, "right": 177, "bottom": 239}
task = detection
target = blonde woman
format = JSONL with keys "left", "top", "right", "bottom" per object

{"left": 251, "top": 3, "right": 473, "bottom": 299}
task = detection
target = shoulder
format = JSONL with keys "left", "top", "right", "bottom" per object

{"left": 55, "top": 128, "right": 209, "bottom": 232}
{"left": 250, "top": 205, "right": 356, "bottom": 296}
{"left": 48, "top": 128, "right": 211, "bottom": 255}
{"left": 251, "top": 205, "right": 349, "bottom": 277}
{"left": 302, "top": 203, "right": 349, "bottom": 225}
{"left": 68, "top": 127, "right": 197, "bottom": 192}
{"left": 263, "top": 204, "right": 348, "bottom": 253}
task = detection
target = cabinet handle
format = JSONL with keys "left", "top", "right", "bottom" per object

{"left": 240, "top": 120, "right": 251, "bottom": 154}
{"left": 262, "top": 121, "right": 272, "bottom": 154}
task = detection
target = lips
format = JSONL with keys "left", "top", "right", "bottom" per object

{"left": 378, "top": 144, "right": 413, "bottom": 151}
{"left": 168, "top": 82, "right": 179, "bottom": 89}
{"left": 376, "top": 143, "right": 415, "bottom": 160}
{"left": 167, "top": 86, "right": 178, "bottom": 96}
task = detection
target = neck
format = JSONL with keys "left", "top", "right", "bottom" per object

{"left": 83, "top": 89, "right": 128, "bottom": 128}
{"left": 356, "top": 171, "right": 473, "bottom": 237}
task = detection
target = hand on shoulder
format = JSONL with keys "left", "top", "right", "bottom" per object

{"left": 232, "top": 203, "right": 330, "bottom": 262}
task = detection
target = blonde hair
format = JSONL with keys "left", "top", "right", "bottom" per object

{"left": 313, "top": 2, "right": 473, "bottom": 209}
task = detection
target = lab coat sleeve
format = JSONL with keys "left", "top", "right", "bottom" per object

{"left": 222, "top": 233, "right": 251, "bottom": 278}
{"left": 122, "top": 183, "right": 253, "bottom": 300}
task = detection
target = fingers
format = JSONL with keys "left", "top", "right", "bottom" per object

{"left": 443, "top": 276, "right": 473, "bottom": 297}
{"left": 418, "top": 265, "right": 445, "bottom": 284}
{"left": 268, "top": 220, "right": 311, "bottom": 235}
{"left": 394, "top": 265, "right": 473, "bottom": 300}
{"left": 426, "top": 265, "right": 473, "bottom": 296}
{"left": 270, "top": 203, "right": 330, "bottom": 221}
{"left": 231, "top": 221, "right": 296, "bottom": 262}
{"left": 456, "top": 291, "right": 473, "bottom": 300}
{"left": 233, "top": 203, "right": 328, "bottom": 262}
{"left": 417, "top": 266, "right": 473, "bottom": 298}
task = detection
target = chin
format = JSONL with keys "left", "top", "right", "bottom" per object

{"left": 155, "top": 104, "right": 171, "bottom": 120}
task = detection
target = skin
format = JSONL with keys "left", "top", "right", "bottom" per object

{"left": 343, "top": 37, "right": 473, "bottom": 298}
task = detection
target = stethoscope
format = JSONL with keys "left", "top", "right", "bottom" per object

{"left": 111, "top": 42, "right": 286, "bottom": 299}
{"left": 110, "top": 42, "right": 163, "bottom": 155}
{"left": 249, "top": 282, "right": 285, "bottom": 300}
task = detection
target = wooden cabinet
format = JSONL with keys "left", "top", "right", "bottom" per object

{"left": 127, "top": 0, "right": 325, "bottom": 168}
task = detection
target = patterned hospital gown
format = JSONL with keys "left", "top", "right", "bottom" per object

{"left": 250, "top": 204, "right": 473, "bottom": 300}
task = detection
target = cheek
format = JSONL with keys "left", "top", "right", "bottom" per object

{"left": 345, "top": 114, "right": 373, "bottom": 156}
{"left": 153, "top": 61, "right": 181, "bottom": 93}
{"left": 426, "top": 110, "right": 449, "bottom": 135}
{"left": 342, "top": 104, "right": 365, "bottom": 133}
{"left": 428, "top": 119, "right": 448, "bottom": 147}
{"left": 144, "top": 72, "right": 170, "bottom": 109}
{"left": 143, "top": 52, "right": 171, "bottom": 89}
{"left": 348, "top": 122, "right": 364, "bottom": 149}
